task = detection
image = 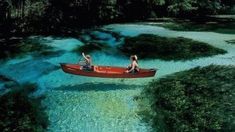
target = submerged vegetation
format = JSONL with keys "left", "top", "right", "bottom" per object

{"left": 120, "top": 34, "right": 226, "bottom": 60}
{"left": 154, "top": 18, "right": 235, "bottom": 34}
{"left": 138, "top": 65, "right": 235, "bottom": 131}
{"left": 0, "top": 84, "right": 48, "bottom": 132}
{"left": 74, "top": 42, "right": 110, "bottom": 54}
{"left": 0, "top": 75, "right": 18, "bottom": 95}
{"left": 0, "top": 38, "right": 52, "bottom": 59}
{"left": 226, "top": 40, "right": 235, "bottom": 44}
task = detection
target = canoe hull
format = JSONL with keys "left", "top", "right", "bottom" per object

{"left": 60, "top": 63, "right": 157, "bottom": 78}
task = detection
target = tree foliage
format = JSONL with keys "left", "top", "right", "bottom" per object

{"left": 0, "top": 0, "right": 234, "bottom": 35}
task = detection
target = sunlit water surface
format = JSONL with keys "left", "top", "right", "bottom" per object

{"left": 0, "top": 23, "right": 235, "bottom": 132}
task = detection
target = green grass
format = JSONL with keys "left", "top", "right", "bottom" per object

{"left": 138, "top": 65, "right": 235, "bottom": 131}
{"left": 0, "top": 84, "right": 48, "bottom": 132}
{"left": 119, "top": 34, "right": 226, "bottom": 60}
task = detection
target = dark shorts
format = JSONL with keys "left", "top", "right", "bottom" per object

{"left": 127, "top": 67, "right": 139, "bottom": 73}
{"left": 82, "top": 65, "right": 93, "bottom": 71}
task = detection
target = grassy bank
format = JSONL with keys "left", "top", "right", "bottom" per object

{"left": 138, "top": 65, "right": 235, "bottom": 131}
{"left": 0, "top": 84, "right": 48, "bottom": 132}
{"left": 119, "top": 34, "right": 226, "bottom": 60}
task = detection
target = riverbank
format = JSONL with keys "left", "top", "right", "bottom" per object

{"left": 1, "top": 15, "right": 235, "bottom": 40}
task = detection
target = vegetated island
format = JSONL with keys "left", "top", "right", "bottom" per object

{"left": 119, "top": 34, "right": 226, "bottom": 60}
{"left": 0, "top": 84, "right": 48, "bottom": 132}
{"left": 137, "top": 65, "right": 235, "bottom": 131}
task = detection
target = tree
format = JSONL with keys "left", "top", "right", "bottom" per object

{"left": 195, "top": 0, "right": 222, "bottom": 15}
{"left": 166, "top": 0, "right": 195, "bottom": 16}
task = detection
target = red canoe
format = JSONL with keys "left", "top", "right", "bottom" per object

{"left": 60, "top": 63, "right": 157, "bottom": 78}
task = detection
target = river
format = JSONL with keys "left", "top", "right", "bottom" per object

{"left": 0, "top": 23, "right": 235, "bottom": 132}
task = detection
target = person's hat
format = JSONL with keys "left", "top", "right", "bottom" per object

{"left": 86, "top": 55, "right": 91, "bottom": 58}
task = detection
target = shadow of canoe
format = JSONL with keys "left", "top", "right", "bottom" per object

{"left": 53, "top": 83, "right": 144, "bottom": 92}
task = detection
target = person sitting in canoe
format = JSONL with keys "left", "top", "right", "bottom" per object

{"left": 125, "top": 55, "right": 139, "bottom": 73}
{"left": 80, "top": 52, "right": 92, "bottom": 71}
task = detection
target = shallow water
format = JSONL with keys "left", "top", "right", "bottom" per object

{"left": 0, "top": 23, "right": 235, "bottom": 132}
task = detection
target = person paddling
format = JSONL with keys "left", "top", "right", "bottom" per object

{"left": 125, "top": 55, "right": 139, "bottom": 73}
{"left": 80, "top": 52, "right": 92, "bottom": 70}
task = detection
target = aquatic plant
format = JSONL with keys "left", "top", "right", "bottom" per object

{"left": 95, "top": 29, "right": 124, "bottom": 41}
{"left": 154, "top": 19, "right": 235, "bottom": 34}
{"left": 0, "top": 75, "right": 13, "bottom": 82}
{"left": 0, "top": 38, "right": 52, "bottom": 59}
{"left": 0, "top": 75, "right": 19, "bottom": 91}
{"left": 120, "top": 34, "right": 226, "bottom": 60}
{"left": 226, "top": 40, "right": 235, "bottom": 44}
{"left": 74, "top": 41, "right": 110, "bottom": 53}
{"left": 139, "top": 65, "right": 235, "bottom": 131}
{"left": 0, "top": 84, "right": 48, "bottom": 132}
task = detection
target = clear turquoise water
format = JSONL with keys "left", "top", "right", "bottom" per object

{"left": 0, "top": 23, "right": 235, "bottom": 132}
